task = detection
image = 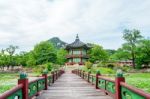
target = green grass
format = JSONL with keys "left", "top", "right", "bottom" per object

{"left": 0, "top": 73, "right": 18, "bottom": 94}
{"left": 0, "top": 72, "right": 42, "bottom": 94}
{"left": 125, "top": 73, "right": 150, "bottom": 93}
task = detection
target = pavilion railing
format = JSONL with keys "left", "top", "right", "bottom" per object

{"left": 0, "top": 69, "right": 65, "bottom": 99}
{"left": 72, "top": 69, "right": 150, "bottom": 99}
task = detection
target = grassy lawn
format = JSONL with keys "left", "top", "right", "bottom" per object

{"left": 125, "top": 73, "right": 150, "bottom": 93}
{"left": 0, "top": 73, "right": 18, "bottom": 94}
{"left": 0, "top": 72, "right": 41, "bottom": 94}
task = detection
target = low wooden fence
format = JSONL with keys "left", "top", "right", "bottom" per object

{"left": 72, "top": 69, "right": 150, "bottom": 99}
{"left": 0, "top": 69, "right": 65, "bottom": 99}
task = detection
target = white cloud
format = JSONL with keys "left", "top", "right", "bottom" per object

{"left": 0, "top": 0, "right": 150, "bottom": 52}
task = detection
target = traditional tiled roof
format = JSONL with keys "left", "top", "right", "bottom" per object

{"left": 65, "top": 34, "right": 90, "bottom": 49}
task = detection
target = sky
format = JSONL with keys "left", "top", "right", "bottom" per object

{"left": 0, "top": 0, "right": 150, "bottom": 52}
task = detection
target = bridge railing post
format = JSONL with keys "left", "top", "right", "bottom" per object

{"left": 83, "top": 71, "right": 85, "bottom": 79}
{"left": 51, "top": 71, "right": 55, "bottom": 83}
{"left": 96, "top": 71, "right": 101, "bottom": 89}
{"left": 88, "top": 71, "right": 91, "bottom": 82}
{"left": 42, "top": 70, "right": 48, "bottom": 90}
{"left": 78, "top": 69, "right": 79, "bottom": 75}
{"left": 56, "top": 71, "right": 58, "bottom": 80}
{"left": 115, "top": 70, "right": 125, "bottom": 99}
{"left": 18, "top": 72, "right": 28, "bottom": 99}
{"left": 79, "top": 70, "right": 81, "bottom": 76}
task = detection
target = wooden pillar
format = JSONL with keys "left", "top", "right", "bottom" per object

{"left": 82, "top": 71, "right": 85, "bottom": 79}
{"left": 42, "top": 74, "right": 48, "bottom": 90}
{"left": 96, "top": 71, "right": 101, "bottom": 89}
{"left": 52, "top": 71, "right": 55, "bottom": 83}
{"left": 88, "top": 71, "right": 91, "bottom": 82}
{"left": 115, "top": 71, "right": 125, "bottom": 99}
{"left": 18, "top": 73, "right": 28, "bottom": 99}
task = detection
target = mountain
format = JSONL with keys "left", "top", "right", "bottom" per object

{"left": 48, "top": 37, "right": 67, "bottom": 49}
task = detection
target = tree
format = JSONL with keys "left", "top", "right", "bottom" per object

{"left": 26, "top": 51, "right": 36, "bottom": 66}
{"left": 33, "top": 41, "right": 57, "bottom": 65}
{"left": 89, "top": 45, "right": 108, "bottom": 63}
{"left": 110, "top": 48, "right": 130, "bottom": 61}
{"left": 56, "top": 49, "right": 67, "bottom": 65}
{"left": 5, "top": 45, "right": 19, "bottom": 69}
{"left": 136, "top": 39, "right": 150, "bottom": 68}
{"left": 123, "top": 29, "right": 142, "bottom": 68}
{"left": 6, "top": 45, "right": 19, "bottom": 56}
{"left": 15, "top": 51, "right": 29, "bottom": 66}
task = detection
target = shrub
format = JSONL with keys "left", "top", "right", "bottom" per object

{"left": 107, "top": 64, "right": 115, "bottom": 68}
{"left": 90, "top": 67, "right": 115, "bottom": 74}
{"left": 33, "top": 65, "right": 46, "bottom": 74}
{"left": 113, "top": 65, "right": 131, "bottom": 72}
{"left": 85, "top": 61, "right": 93, "bottom": 69}
{"left": 47, "top": 63, "right": 53, "bottom": 71}
{"left": 97, "top": 62, "right": 107, "bottom": 67}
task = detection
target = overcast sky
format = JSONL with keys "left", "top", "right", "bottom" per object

{"left": 0, "top": 0, "right": 150, "bottom": 52}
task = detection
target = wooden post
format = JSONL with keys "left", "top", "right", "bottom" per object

{"left": 88, "top": 72, "right": 90, "bottom": 82}
{"left": 79, "top": 70, "right": 81, "bottom": 77}
{"left": 83, "top": 71, "right": 85, "bottom": 79}
{"left": 56, "top": 70, "right": 58, "bottom": 80}
{"left": 42, "top": 74, "right": 48, "bottom": 90}
{"left": 52, "top": 71, "right": 55, "bottom": 83}
{"left": 18, "top": 73, "right": 28, "bottom": 99}
{"left": 115, "top": 70, "right": 125, "bottom": 99}
{"left": 96, "top": 71, "right": 101, "bottom": 89}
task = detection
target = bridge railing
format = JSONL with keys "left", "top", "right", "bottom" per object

{"left": 0, "top": 69, "right": 65, "bottom": 99}
{"left": 72, "top": 69, "right": 150, "bottom": 99}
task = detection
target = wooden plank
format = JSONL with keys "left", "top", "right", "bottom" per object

{"left": 37, "top": 73, "right": 113, "bottom": 99}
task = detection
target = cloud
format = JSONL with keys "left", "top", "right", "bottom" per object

{"left": 0, "top": 0, "right": 150, "bottom": 52}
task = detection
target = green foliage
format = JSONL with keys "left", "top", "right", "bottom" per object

{"left": 109, "top": 29, "right": 149, "bottom": 69}
{"left": 80, "top": 66, "right": 115, "bottom": 74}
{"left": 106, "top": 49, "right": 116, "bottom": 56}
{"left": 33, "top": 65, "right": 46, "bottom": 74}
{"left": 89, "top": 44, "right": 109, "bottom": 63}
{"left": 113, "top": 65, "right": 131, "bottom": 72}
{"left": 46, "top": 62, "right": 53, "bottom": 71}
{"left": 33, "top": 41, "right": 57, "bottom": 65}
{"left": 136, "top": 39, "right": 150, "bottom": 68}
{"left": 0, "top": 41, "right": 67, "bottom": 70}
{"left": 85, "top": 61, "right": 93, "bottom": 69}
{"left": 56, "top": 49, "right": 67, "bottom": 65}
{"left": 90, "top": 67, "right": 114, "bottom": 74}
{"left": 123, "top": 29, "right": 143, "bottom": 68}
{"left": 110, "top": 48, "right": 130, "bottom": 61}
{"left": 26, "top": 52, "right": 36, "bottom": 67}
{"left": 107, "top": 64, "right": 115, "bottom": 69}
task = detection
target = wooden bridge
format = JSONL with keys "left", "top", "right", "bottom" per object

{"left": 0, "top": 69, "right": 150, "bottom": 99}
{"left": 37, "top": 72, "right": 112, "bottom": 99}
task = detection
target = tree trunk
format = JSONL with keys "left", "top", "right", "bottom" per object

{"left": 131, "top": 50, "right": 135, "bottom": 69}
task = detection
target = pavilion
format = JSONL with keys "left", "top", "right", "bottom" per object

{"left": 65, "top": 34, "right": 90, "bottom": 65}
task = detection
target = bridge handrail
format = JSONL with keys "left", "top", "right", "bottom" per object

{"left": 120, "top": 82, "right": 150, "bottom": 99}
{"left": 98, "top": 76, "right": 115, "bottom": 83}
{"left": 0, "top": 84, "right": 23, "bottom": 99}
{"left": 72, "top": 69, "right": 150, "bottom": 99}
{"left": 0, "top": 69, "right": 65, "bottom": 99}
